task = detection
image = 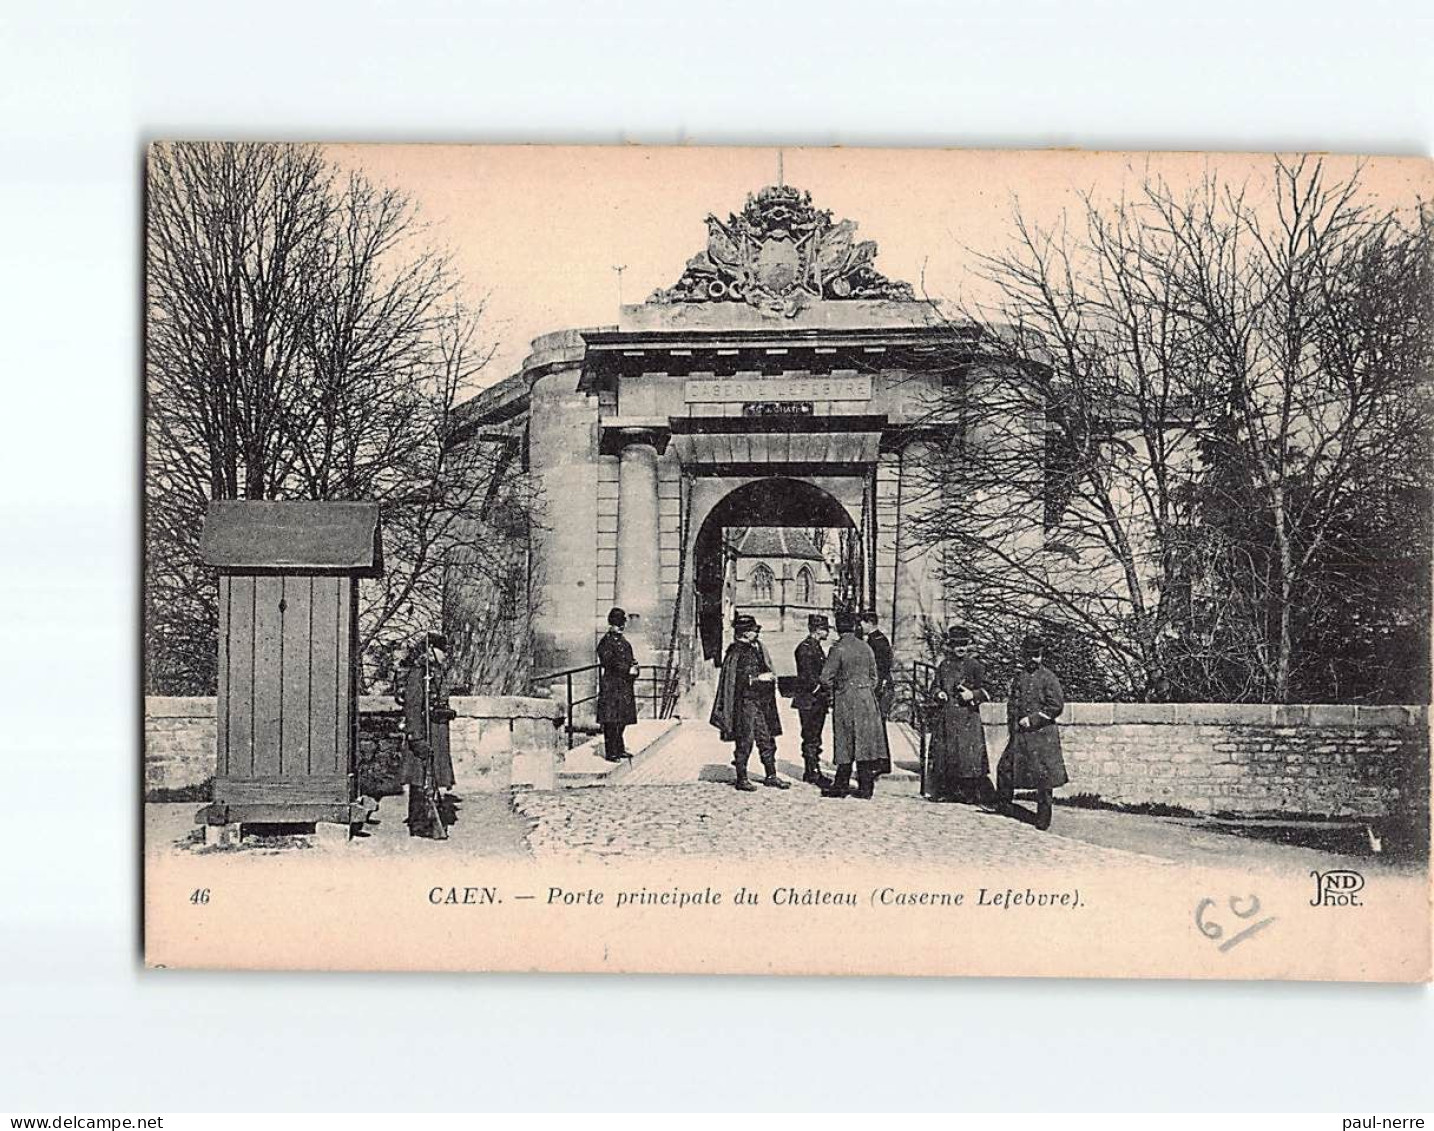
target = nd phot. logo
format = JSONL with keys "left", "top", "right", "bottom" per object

{"left": 1310, "top": 869, "right": 1365, "bottom": 907}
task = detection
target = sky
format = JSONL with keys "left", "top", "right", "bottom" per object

{"left": 324, "top": 145, "right": 1432, "bottom": 396}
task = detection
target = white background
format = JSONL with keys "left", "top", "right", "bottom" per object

{"left": 1, "top": 0, "right": 1431, "bottom": 1112}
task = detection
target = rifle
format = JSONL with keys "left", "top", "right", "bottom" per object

{"left": 412, "top": 749, "right": 447, "bottom": 840}
{"left": 399, "top": 644, "right": 448, "bottom": 840}
{"left": 421, "top": 646, "right": 449, "bottom": 839}
{"left": 914, "top": 667, "right": 930, "bottom": 799}
{"left": 918, "top": 722, "right": 928, "bottom": 800}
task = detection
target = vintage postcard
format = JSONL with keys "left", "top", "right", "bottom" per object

{"left": 143, "top": 144, "right": 1433, "bottom": 979}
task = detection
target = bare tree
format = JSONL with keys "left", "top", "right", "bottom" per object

{"left": 910, "top": 159, "right": 1431, "bottom": 702}
{"left": 1151, "top": 159, "right": 1431, "bottom": 700}
{"left": 909, "top": 192, "right": 1221, "bottom": 698}
{"left": 146, "top": 142, "right": 533, "bottom": 694}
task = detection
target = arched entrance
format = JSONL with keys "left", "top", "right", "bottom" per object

{"left": 452, "top": 179, "right": 975, "bottom": 705}
{"left": 691, "top": 477, "right": 864, "bottom": 673}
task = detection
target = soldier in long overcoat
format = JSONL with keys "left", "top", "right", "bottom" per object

{"left": 818, "top": 610, "right": 890, "bottom": 799}
{"left": 709, "top": 614, "right": 789, "bottom": 792}
{"left": 996, "top": 634, "right": 1069, "bottom": 830}
{"left": 397, "top": 631, "right": 456, "bottom": 839}
{"left": 596, "top": 607, "right": 639, "bottom": 762}
{"left": 926, "top": 624, "right": 992, "bottom": 804}
{"left": 859, "top": 609, "right": 895, "bottom": 777}
{"left": 791, "top": 613, "right": 833, "bottom": 787}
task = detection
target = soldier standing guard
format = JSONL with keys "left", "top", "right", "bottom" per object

{"left": 596, "top": 607, "right": 639, "bottom": 763}
{"left": 397, "top": 631, "right": 457, "bottom": 839}
{"left": 710, "top": 613, "right": 790, "bottom": 792}
{"left": 925, "top": 624, "right": 992, "bottom": 804}
{"left": 791, "top": 613, "right": 833, "bottom": 788}
{"left": 819, "top": 610, "right": 890, "bottom": 799}
{"left": 997, "top": 634, "right": 1069, "bottom": 830}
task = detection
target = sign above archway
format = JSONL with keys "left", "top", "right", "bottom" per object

{"left": 684, "top": 373, "right": 873, "bottom": 404}
{"left": 648, "top": 185, "right": 917, "bottom": 318}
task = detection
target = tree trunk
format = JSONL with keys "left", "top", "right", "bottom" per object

{"left": 1271, "top": 483, "right": 1294, "bottom": 702}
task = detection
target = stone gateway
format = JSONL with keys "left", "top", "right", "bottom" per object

{"left": 447, "top": 184, "right": 1031, "bottom": 716}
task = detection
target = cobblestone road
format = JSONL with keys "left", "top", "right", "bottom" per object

{"left": 518, "top": 706, "right": 1164, "bottom": 867}
{"left": 620, "top": 699, "right": 921, "bottom": 786}
{"left": 515, "top": 779, "right": 1162, "bottom": 865}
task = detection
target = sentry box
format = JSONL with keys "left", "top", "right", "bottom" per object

{"left": 194, "top": 501, "right": 383, "bottom": 842}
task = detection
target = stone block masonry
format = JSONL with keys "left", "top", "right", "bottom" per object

{"left": 972, "top": 702, "right": 1428, "bottom": 820}
{"left": 445, "top": 695, "right": 566, "bottom": 792}
{"left": 144, "top": 697, "right": 218, "bottom": 797}
{"left": 144, "top": 694, "right": 565, "bottom": 798}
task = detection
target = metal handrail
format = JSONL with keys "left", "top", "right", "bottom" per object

{"left": 908, "top": 659, "right": 939, "bottom": 797}
{"left": 906, "top": 659, "right": 939, "bottom": 721}
{"left": 533, "top": 662, "right": 672, "bottom": 750}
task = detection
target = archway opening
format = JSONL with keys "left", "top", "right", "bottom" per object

{"left": 692, "top": 477, "right": 863, "bottom": 675}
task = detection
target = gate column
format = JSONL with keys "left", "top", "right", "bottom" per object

{"left": 881, "top": 438, "right": 948, "bottom": 667}
{"left": 616, "top": 430, "right": 662, "bottom": 658}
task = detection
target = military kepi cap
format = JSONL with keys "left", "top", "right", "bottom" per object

{"left": 807, "top": 613, "right": 831, "bottom": 631}
{"left": 1021, "top": 633, "right": 1045, "bottom": 657}
{"left": 835, "top": 609, "right": 859, "bottom": 633}
{"left": 732, "top": 613, "right": 761, "bottom": 633}
{"left": 945, "top": 624, "right": 972, "bottom": 646}
{"left": 607, "top": 607, "right": 628, "bottom": 627}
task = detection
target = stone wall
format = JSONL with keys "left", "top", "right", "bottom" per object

{"left": 144, "top": 697, "right": 218, "bottom": 797}
{"left": 967, "top": 702, "right": 1429, "bottom": 820}
{"left": 144, "top": 694, "right": 565, "bottom": 798}
{"left": 149, "top": 695, "right": 1427, "bottom": 822}
{"left": 447, "top": 695, "right": 565, "bottom": 792}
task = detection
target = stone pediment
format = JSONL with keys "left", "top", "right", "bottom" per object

{"left": 648, "top": 185, "right": 916, "bottom": 319}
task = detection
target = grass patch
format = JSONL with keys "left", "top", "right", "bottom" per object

{"left": 146, "top": 780, "right": 212, "bottom": 803}
{"left": 1059, "top": 792, "right": 1428, "bottom": 863}
{"left": 1056, "top": 792, "right": 1199, "bottom": 819}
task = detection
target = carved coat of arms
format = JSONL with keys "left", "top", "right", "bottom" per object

{"left": 649, "top": 185, "right": 916, "bottom": 317}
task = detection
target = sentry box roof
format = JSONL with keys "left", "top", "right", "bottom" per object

{"left": 199, "top": 500, "right": 384, "bottom": 577}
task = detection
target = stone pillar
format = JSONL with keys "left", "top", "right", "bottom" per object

{"left": 526, "top": 333, "right": 600, "bottom": 679}
{"left": 892, "top": 440, "right": 947, "bottom": 666}
{"left": 616, "top": 432, "right": 661, "bottom": 657}
{"left": 447, "top": 694, "right": 565, "bottom": 793}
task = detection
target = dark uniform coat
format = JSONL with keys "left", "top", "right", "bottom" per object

{"left": 596, "top": 628, "right": 638, "bottom": 727}
{"left": 791, "top": 636, "right": 829, "bottom": 712}
{"left": 709, "top": 639, "right": 783, "bottom": 743}
{"left": 865, "top": 628, "right": 896, "bottom": 717}
{"left": 819, "top": 633, "right": 890, "bottom": 766}
{"left": 928, "top": 655, "right": 991, "bottom": 795}
{"left": 998, "top": 663, "right": 1069, "bottom": 791}
{"left": 399, "top": 660, "right": 455, "bottom": 790}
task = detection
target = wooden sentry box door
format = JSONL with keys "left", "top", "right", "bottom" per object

{"left": 215, "top": 573, "right": 356, "bottom": 803}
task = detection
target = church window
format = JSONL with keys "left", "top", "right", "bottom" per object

{"left": 751, "top": 563, "right": 774, "bottom": 601}
{"left": 795, "top": 565, "right": 814, "bottom": 605}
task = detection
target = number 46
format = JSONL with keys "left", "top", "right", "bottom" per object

{"left": 190, "top": 888, "right": 211, "bottom": 905}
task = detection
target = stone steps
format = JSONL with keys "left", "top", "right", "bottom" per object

{"left": 556, "top": 718, "right": 682, "bottom": 788}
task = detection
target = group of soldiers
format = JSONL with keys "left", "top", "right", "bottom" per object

{"left": 400, "top": 607, "right": 1072, "bottom": 840}
{"left": 597, "top": 606, "right": 1070, "bottom": 829}
{"left": 921, "top": 625, "right": 1069, "bottom": 830}
{"left": 710, "top": 608, "right": 894, "bottom": 799}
